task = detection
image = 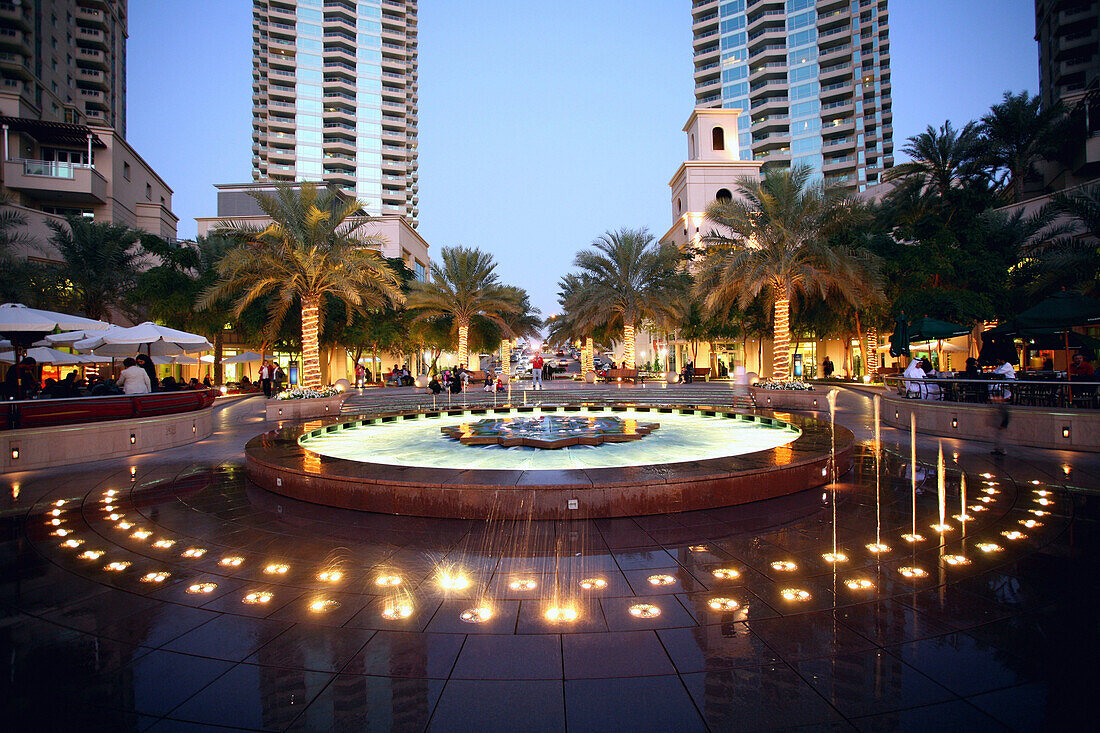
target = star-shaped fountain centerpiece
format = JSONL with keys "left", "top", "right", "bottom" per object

{"left": 441, "top": 415, "right": 660, "bottom": 449}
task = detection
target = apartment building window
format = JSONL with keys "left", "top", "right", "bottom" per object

{"left": 123, "top": 162, "right": 131, "bottom": 180}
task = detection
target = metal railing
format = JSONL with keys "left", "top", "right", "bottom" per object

{"left": 884, "top": 375, "right": 1100, "bottom": 409}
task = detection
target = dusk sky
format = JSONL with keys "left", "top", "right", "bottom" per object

{"left": 127, "top": 0, "right": 1039, "bottom": 317}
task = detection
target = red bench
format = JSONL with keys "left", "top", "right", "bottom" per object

{"left": 5, "top": 389, "right": 216, "bottom": 430}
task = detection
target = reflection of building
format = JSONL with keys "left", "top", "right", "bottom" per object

{"left": 691, "top": 0, "right": 894, "bottom": 190}
{"left": 249, "top": 0, "right": 419, "bottom": 226}
{"left": 0, "top": 0, "right": 176, "bottom": 258}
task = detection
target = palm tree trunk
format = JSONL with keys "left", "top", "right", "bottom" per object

{"left": 622, "top": 323, "right": 636, "bottom": 369}
{"left": 772, "top": 290, "right": 791, "bottom": 380}
{"left": 457, "top": 318, "right": 469, "bottom": 369}
{"left": 500, "top": 339, "right": 509, "bottom": 379}
{"left": 301, "top": 293, "right": 322, "bottom": 388}
{"left": 213, "top": 332, "right": 224, "bottom": 385}
{"left": 583, "top": 336, "right": 594, "bottom": 374}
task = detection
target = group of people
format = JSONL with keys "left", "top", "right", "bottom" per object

{"left": 256, "top": 361, "right": 285, "bottom": 399}
{"left": 427, "top": 365, "right": 474, "bottom": 395}
{"left": 904, "top": 355, "right": 1017, "bottom": 400}
{"left": 2, "top": 352, "right": 219, "bottom": 400}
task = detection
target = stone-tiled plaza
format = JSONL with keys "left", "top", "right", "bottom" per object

{"left": 2, "top": 386, "right": 1096, "bottom": 731}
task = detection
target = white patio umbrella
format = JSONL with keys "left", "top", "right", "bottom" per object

{"left": 44, "top": 327, "right": 121, "bottom": 345}
{"left": 0, "top": 303, "right": 111, "bottom": 333}
{"left": 152, "top": 355, "right": 201, "bottom": 366}
{"left": 0, "top": 346, "right": 88, "bottom": 365}
{"left": 221, "top": 351, "right": 266, "bottom": 364}
{"left": 72, "top": 321, "right": 212, "bottom": 357}
{"left": 0, "top": 303, "right": 111, "bottom": 365}
{"left": 876, "top": 340, "right": 966, "bottom": 353}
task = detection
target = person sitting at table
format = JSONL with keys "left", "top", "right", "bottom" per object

{"left": 2, "top": 356, "right": 38, "bottom": 400}
{"left": 1070, "top": 352, "right": 1095, "bottom": 378}
{"left": 920, "top": 359, "right": 942, "bottom": 400}
{"left": 117, "top": 357, "right": 151, "bottom": 395}
{"left": 161, "top": 376, "right": 179, "bottom": 391}
{"left": 903, "top": 357, "right": 926, "bottom": 398}
{"left": 428, "top": 375, "right": 442, "bottom": 394}
{"left": 1042, "top": 357, "right": 1054, "bottom": 372}
{"left": 963, "top": 357, "right": 982, "bottom": 379}
{"left": 992, "top": 357, "right": 1016, "bottom": 401}
{"left": 187, "top": 378, "right": 201, "bottom": 390}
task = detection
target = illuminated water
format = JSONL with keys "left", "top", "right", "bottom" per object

{"left": 300, "top": 408, "right": 801, "bottom": 470}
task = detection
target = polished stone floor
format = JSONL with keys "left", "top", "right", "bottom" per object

{"left": 2, "top": 387, "right": 1098, "bottom": 732}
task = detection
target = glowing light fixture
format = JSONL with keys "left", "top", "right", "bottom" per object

{"left": 187, "top": 583, "right": 217, "bottom": 594}
{"left": 264, "top": 563, "right": 289, "bottom": 575}
{"left": 844, "top": 578, "right": 874, "bottom": 590}
{"left": 78, "top": 550, "right": 104, "bottom": 561}
{"left": 182, "top": 548, "right": 206, "bottom": 558}
{"left": 219, "top": 556, "right": 244, "bottom": 567}
{"left": 711, "top": 568, "right": 741, "bottom": 580}
{"left": 460, "top": 606, "right": 492, "bottom": 623}
{"left": 544, "top": 606, "right": 578, "bottom": 622}
{"left": 822, "top": 552, "right": 848, "bottom": 563}
{"left": 141, "top": 571, "right": 170, "bottom": 583}
{"left": 579, "top": 578, "right": 607, "bottom": 590}
{"left": 243, "top": 591, "right": 273, "bottom": 604}
{"left": 770, "top": 561, "right": 798, "bottom": 571}
{"left": 104, "top": 561, "right": 130, "bottom": 572}
{"left": 628, "top": 603, "right": 661, "bottom": 618}
{"left": 898, "top": 566, "right": 927, "bottom": 578}
{"left": 382, "top": 602, "right": 413, "bottom": 620}
{"left": 707, "top": 597, "right": 740, "bottom": 611}
{"left": 780, "top": 588, "right": 811, "bottom": 601}
{"left": 509, "top": 579, "right": 538, "bottom": 591}
{"left": 647, "top": 574, "right": 676, "bottom": 586}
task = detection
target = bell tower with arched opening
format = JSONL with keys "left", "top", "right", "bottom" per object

{"left": 660, "top": 108, "right": 763, "bottom": 251}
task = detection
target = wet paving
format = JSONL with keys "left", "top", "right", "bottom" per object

{"left": 1, "top": 388, "right": 1098, "bottom": 731}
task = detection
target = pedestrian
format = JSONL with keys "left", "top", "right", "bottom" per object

{"left": 274, "top": 364, "right": 285, "bottom": 392}
{"left": 822, "top": 356, "right": 834, "bottom": 379}
{"left": 259, "top": 360, "right": 273, "bottom": 398}
{"left": 3, "top": 356, "right": 38, "bottom": 400}
{"left": 135, "top": 353, "right": 159, "bottom": 391}
{"left": 117, "top": 357, "right": 151, "bottom": 395}
{"left": 1069, "top": 352, "right": 1095, "bottom": 378}
{"left": 685, "top": 359, "right": 694, "bottom": 384}
{"left": 531, "top": 354, "right": 544, "bottom": 390}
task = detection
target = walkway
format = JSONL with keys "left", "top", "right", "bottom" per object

{"left": 0, "top": 386, "right": 1096, "bottom": 730}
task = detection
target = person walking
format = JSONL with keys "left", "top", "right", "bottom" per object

{"left": 822, "top": 356, "right": 834, "bottom": 379}
{"left": 531, "top": 354, "right": 544, "bottom": 390}
{"left": 259, "top": 361, "right": 273, "bottom": 399}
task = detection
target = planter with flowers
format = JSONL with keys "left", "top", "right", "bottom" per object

{"left": 265, "top": 386, "right": 348, "bottom": 421}
{"left": 750, "top": 381, "right": 829, "bottom": 411}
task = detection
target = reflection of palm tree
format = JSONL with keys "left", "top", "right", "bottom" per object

{"left": 407, "top": 246, "right": 521, "bottom": 369}
{"left": 698, "top": 166, "right": 879, "bottom": 380}
{"left": 203, "top": 183, "right": 403, "bottom": 388}
{"left": 570, "top": 229, "right": 683, "bottom": 369}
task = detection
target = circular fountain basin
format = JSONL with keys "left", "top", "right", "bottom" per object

{"left": 245, "top": 404, "right": 854, "bottom": 519}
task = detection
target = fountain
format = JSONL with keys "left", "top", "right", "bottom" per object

{"left": 246, "top": 402, "right": 854, "bottom": 519}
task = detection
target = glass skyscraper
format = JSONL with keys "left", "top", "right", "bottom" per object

{"left": 251, "top": 0, "right": 419, "bottom": 225}
{"left": 692, "top": 0, "right": 893, "bottom": 191}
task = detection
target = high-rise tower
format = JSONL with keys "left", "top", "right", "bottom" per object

{"left": 0, "top": 0, "right": 128, "bottom": 133}
{"left": 692, "top": 0, "right": 893, "bottom": 191}
{"left": 251, "top": 0, "right": 419, "bottom": 225}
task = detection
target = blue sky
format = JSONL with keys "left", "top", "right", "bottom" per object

{"left": 127, "top": 0, "right": 1038, "bottom": 317}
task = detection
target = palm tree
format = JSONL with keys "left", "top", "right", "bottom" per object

{"left": 201, "top": 183, "right": 403, "bottom": 388}
{"left": 46, "top": 216, "right": 144, "bottom": 321}
{"left": 884, "top": 121, "right": 988, "bottom": 201}
{"left": 406, "top": 246, "right": 522, "bottom": 369}
{"left": 697, "top": 166, "right": 881, "bottom": 380}
{"left": 570, "top": 228, "right": 684, "bottom": 369}
{"left": 1023, "top": 183, "right": 1100, "bottom": 298}
{"left": 980, "top": 91, "right": 1063, "bottom": 203}
{"left": 133, "top": 234, "right": 240, "bottom": 383}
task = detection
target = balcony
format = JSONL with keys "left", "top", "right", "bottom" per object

{"left": 3, "top": 159, "right": 107, "bottom": 204}
{"left": 0, "top": 3, "right": 31, "bottom": 30}
{"left": 76, "top": 27, "right": 108, "bottom": 50}
{"left": 77, "top": 47, "right": 109, "bottom": 71}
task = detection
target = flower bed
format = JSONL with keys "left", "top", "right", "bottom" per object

{"left": 276, "top": 386, "right": 341, "bottom": 400}
{"left": 267, "top": 387, "right": 347, "bottom": 421}
{"left": 750, "top": 383, "right": 827, "bottom": 411}
{"left": 755, "top": 380, "right": 815, "bottom": 391}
